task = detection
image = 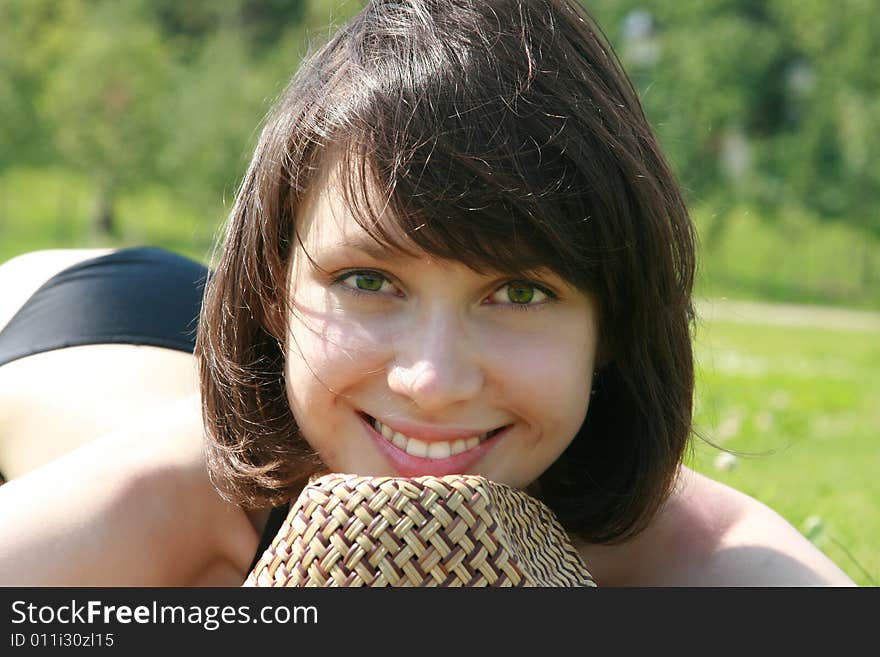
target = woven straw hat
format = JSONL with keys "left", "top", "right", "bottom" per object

{"left": 246, "top": 473, "right": 596, "bottom": 587}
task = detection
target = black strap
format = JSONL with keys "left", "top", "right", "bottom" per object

{"left": 248, "top": 503, "right": 291, "bottom": 573}
{"left": 0, "top": 247, "right": 209, "bottom": 367}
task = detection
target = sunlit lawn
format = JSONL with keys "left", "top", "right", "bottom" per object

{"left": 688, "top": 308, "right": 879, "bottom": 586}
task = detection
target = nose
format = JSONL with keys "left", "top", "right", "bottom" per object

{"left": 387, "top": 309, "right": 484, "bottom": 413}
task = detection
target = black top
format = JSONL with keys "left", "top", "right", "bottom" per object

{"left": 0, "top": 247, "right": 209, "bottom": 367}
{"left": 249, "top": 504, "right": 291, "bottom": 573}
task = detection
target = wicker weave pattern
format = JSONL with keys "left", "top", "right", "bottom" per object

{"left": 245, "top": 473, "right": 596, "bottom": 587}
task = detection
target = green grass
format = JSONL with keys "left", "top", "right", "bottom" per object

{"left": 0, "top": 167, "right": 223, "bottom": 264}
{"left": 693, "top": 204, "right": 880, "bottom": 310}
{"left": 688, "top": 313, "right": 880, "bottom": 586}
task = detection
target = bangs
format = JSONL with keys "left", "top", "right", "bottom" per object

{"left": 279, "top": 0, "right": 617, "bottom": 291}
{"left": 288, "top": 83, "right": 613, "bottom": 292}
{"left": 324, "top": 139, "right": 592, "bottom": 285}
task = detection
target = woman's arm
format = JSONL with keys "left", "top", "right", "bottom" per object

{"left": 0, "top": 396, "right": 259, "bottom": 586}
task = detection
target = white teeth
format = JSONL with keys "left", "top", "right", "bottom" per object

{"left": 370, "top": 417, "right": 495, "bottom": 460}
{"left": 427, "top": 442, "right": 452, "bottom": 459}
{"left": 391, "top": 431, "right": 408, "bottom": 450}
{"left": 405, "top": 438, "right": 428, "bottom": 458}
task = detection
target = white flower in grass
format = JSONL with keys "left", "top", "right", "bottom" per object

{"left": 802, "top": 515, "right": 824, "bottom": 542}
{"left": 713, "top": 451, "right": 738, "bottom": 471}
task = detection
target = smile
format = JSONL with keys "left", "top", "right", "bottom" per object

{"left": 365, "top": 415, "right": 503, "bottom": 460}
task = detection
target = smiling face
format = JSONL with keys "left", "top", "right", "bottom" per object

{"left": 284, "top": 164, "right": 599, "bottom": 489}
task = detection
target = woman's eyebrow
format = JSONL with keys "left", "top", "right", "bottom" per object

{"left": 331, "top": 237, "right": 414, "bottom": 261}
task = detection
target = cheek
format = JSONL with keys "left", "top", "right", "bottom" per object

{"left": 284, "top": 311, "right": 393, "bottom": 465}
{"left": 284, "top": 304, "right": 393, "bottom": 407}
{"left": 486, "top": 324, "right": 595, "bottom": 434}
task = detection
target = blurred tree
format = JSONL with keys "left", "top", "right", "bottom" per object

{"left": 0, "top": 0, "right": 88, "bottom": 168}
{"left": 594, "top": 1, "right": 787, "bottom": 214}
{"left": 37, "top": 3, "right": 174, "bottom": 236}
{"left": 588, "top": 0, "right": 878, "bottom": 266}
{"left": 148, "top": 0, "right": 307, "bottom": 58}
{"left": 768, "top": 0, "right": 880, "bottom": 235}
{"left": 782, "top": 1, "right": 871, "bottom": 236}
{"left": 159, "top": 28, "right": 271, "bottom": 207}
{"left": 3, "top": 0, "right": 877, "bottom": 260}
{"left": 157, "top": 0, "right": 361, "bottom": 207}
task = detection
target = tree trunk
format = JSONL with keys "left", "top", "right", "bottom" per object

{"left": 92, "top": 183, "right": 116, "bottom": 237}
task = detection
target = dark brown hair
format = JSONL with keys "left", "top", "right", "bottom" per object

{"left": 198, "top": 0, "right": 695, "bottom": 544}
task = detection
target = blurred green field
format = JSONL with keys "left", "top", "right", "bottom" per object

{"left": 688, "top": 305, "right": 879, "bottom": 586}
{"left": 693, "top": 206, "right": 880, "bottom": 311}
{"left": 0, "top": 167, "right": 223, "bottom": 264}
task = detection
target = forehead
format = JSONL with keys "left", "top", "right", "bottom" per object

{"left": 296, "top": 163, "right": 372, "bottom": 244}
{"left": 293, "top": 155, "right": 429, "bottom": 262}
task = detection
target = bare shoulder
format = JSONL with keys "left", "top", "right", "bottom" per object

{"left": 652, "top": 467, "right": 854, "bottom": 586}
{"left": 576, "top": 466, "right": 855, "bottom": 586}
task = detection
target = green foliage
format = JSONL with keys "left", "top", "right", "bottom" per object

{"left": 38, "top": 4, "right": 174, "bottom": 192}
{"left": 587, "top": 0, "right": 880, "bottom": 237}
{"left": 158, "top": 28, "right": 270, "bottom": 204}
{"left": 0, "top": 167, "right": 220, "bottom": 263}
{"left": 0, "top": 0, "right": 89, "bottom": 165}
{"left": 693, "top": 203, "right": 880, "bottom": 308}
{"left": 149, "top": 0, "right": 307, "bottom": 55}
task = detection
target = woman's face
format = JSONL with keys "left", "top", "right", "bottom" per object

{"left": 284, "top": 168, "right": 599, "bottom": 489}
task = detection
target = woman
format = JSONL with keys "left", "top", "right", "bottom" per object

{"left": 0, "top": 0, "right": 854, "bottom": 586}
{"left": 195, "top": 0, "right": 854, "bottom": 586}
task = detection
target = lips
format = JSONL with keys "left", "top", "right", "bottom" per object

{"left": 358, "top": 413, "right": 509, "bottom": 477}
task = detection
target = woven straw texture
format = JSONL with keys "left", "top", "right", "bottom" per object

{"left": 245, "top": 473, "right": 596, "bottom": 587}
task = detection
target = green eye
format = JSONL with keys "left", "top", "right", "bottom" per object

{"left": 507, "top": 282, "right": 535, "bottom": 304}
{"left": 336, "top": 270, "right": 398, "bottom": 297}
{"left": 487, "top": 280, "right": 552, "bottom": 308}
{"left": 354, "top": 273, "right": 385, "bottom": 291}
